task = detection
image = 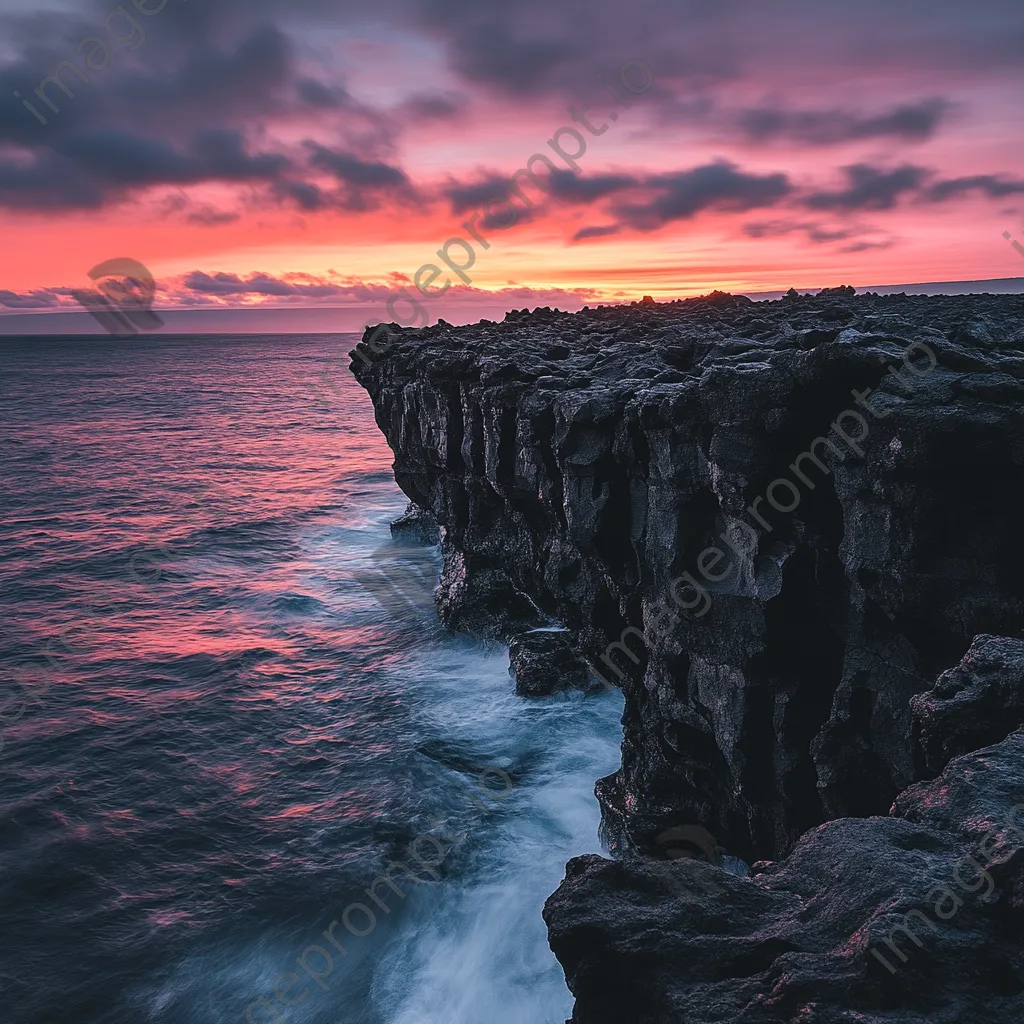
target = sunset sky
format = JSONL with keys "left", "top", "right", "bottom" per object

{"left": 2, "top": 0, "right": 1024, "bottom": 331}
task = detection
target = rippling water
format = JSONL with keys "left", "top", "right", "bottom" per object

{"left": 0, "top": 334, "right": 623, "bottom": 1024}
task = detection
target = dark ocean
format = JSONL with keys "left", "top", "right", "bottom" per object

{"left": 0, "top": 334, "right": 623, "bottom": 1024}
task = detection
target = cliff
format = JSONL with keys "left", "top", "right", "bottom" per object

{"left": 543, "top": 635, "right": 1024, "bottom": 1023}
{"left": 351, "top": 289, "right": 1024, "bottom": 1020}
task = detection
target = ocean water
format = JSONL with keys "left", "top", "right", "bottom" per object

{"left": 0, "top": 334, "right": 624, "bottom": 1024}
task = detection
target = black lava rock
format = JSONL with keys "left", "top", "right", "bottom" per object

{"left": 544, "top": 725, "right": 1024, "bottom": 1024}
{"left": 351, "top": 291, "right": 1024, "bottom": 1021}
{"left": 508, "top": 629, "right": 591, "bottom": 696}
{"left": 911, "top": 633, "right": 1024, "bottom": 778}
{"left": 390, "top": 501, "right": 441, "bottom": 545}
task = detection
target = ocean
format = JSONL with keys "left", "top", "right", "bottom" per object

{"left": 0, "top": 333, "right": 623, "bottom": 1024}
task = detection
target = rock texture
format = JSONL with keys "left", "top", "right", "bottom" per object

{"left": 352, "top": 291, "right": 1024, "bottom": 860}
{"left": 544, "top": 728, "right": 1024, "bottom": 1024}
{"left": 507, "top": 629, "right": 592, "bottom": 696}
{"left": 351, "top": 290, "right": 1024, "bottom": 1020}
{"left": 389, "top": 500, "right": 440, "bottom": 545}
{"left": 910, "top": 633, "right": 1024, "bottom": 778}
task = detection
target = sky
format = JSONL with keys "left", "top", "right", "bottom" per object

{"left": 2, "top": 0, "right": 1024, "bottom": 331}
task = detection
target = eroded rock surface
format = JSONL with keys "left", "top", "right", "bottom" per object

{"left": 351, "top": 291, "right": 1024, "bottom": 864}
{"left": 544, "top": 730, "right": 1024, "bottom": 1024}
{"left": 910, "top": 633, "right": 1024, "bottom": 778}
{"left": 507, "top": 629, "right": 592, "bottom": 696}
{"left": 389, "top": 500, "right": 440, "bottom": 545}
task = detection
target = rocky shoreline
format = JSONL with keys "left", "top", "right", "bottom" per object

{"left": 351, "top": 290, "right": 1024, "bottom": 1021}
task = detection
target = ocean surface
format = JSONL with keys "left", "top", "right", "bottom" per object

{"left": 0, "top": 334, "right": 624, "bottom": 1024}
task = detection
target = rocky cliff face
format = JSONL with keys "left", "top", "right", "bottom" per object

{"left": 543, "top": 635, "right": 1024, "bottom": 1022}
{"left": 545, "top": 721, "right": 1024, "bottom": 1024}
{"left": 351, "top": 290, "right": 1024, "bottom": 1019}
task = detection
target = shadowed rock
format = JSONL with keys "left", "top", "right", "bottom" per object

{"left": 544, "top": 730, "right": 1024, "bottom": 1024}
{"left": 390, "top": 501, "right": 440, "bottom": 545}
{"left": 507, "top": 629, "right": 592, "bottom": 696}
{"left": 352, "top": 291, "right": 1024, "bottom": 1021}
{"left": 911, "top": 634, "right": 1024, "bottom": 777}
{"left": 352, "top": 291, "right": 1024, "bottom": 862}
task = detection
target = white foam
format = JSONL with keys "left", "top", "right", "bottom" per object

{"left": 373, "top": 646, "right": 624, "bottom": 1024}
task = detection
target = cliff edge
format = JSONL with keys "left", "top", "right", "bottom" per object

{"left": 351, "top": 290, "right": 1024, "bottom": 1020}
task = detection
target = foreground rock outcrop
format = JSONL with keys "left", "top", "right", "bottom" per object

{"left": 351, "top": 289, "right": 1024, "bottom": 1019}
{"left": 544, "top": 638, "right": 1024, "bottom": 1022}
{"left": 545, "top": 727, "right": 1024, "bottom": 1024}
{"left": 910, "top": 633, "right": 1024, "bottom": 778}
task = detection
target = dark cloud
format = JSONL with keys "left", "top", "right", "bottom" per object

{"left": 192, "top": 129, "right": 291, "bottom": 179}
{"left": 445, "top": 168, "right": 637, "bottom": 217}
{"left": 273, "top": 180, "right": 328, "bottom": 211}
{"left": 0, "top": 0, "right": 1022, "bottom": 219}
{"left": 54, "top": 128, "right": 289, "bottom": 185}
{"left": 306, "top": 144, "right": 410, "bottom": 189}
{"left": 303, "top": 143, "right": 416, "bottom": 210}
{"left": 0, "top": 289, "right": 60, "bottom": 308}
{"left": 297, "top": 78, "right": 345, "bottom": 109}
{"left": 613, "top": 161, "right": 792, "bottom": 230}
{"left": 57, "top": 132, "right": 200, "bottom": 185}
{"left": 407, "top": 0, "right": 1024, "bottom": 116}
{"left": 187, "top": 207, "right": 241, "bottom": 226}
{"left": 804, "top": 163, "right": 927, "bottom": 210}
{"left": 548, "top": 170, "right": 638, "bottom": 203}
{"left": 0, "top": 126, "right": 293, "bottom": 210}
{"left": 398, "top": 92, "right": 467, "bottom": 121}
{"left": 57, "top": 24, "right": 297, "bottom": 136}
{"left": 409, "top": 0, "right": 584, "bottom": 95}
{"left": 841, "top": 239, "right": 893, "bottom": 253}
{"left": 0, "top": 150, "right": 102, "bottom": 210}
{"left": 445, "top": 163, "right": 791, "bottom": 234}
{"left": 183, "top": 271, "right": 352, "bottom": 298}
{"left": 444, "top": 174, "right": 521, "bottom": 215}
{"left": 742, "top": 218, "right": 893, "bottom": 251}
{"left": 572, "top": 225, "right": 621, "bottom": 241}
{"left": 170, "top": 269, "right": 596, "bottom": 307}
{"left": 0, "top": 9, "right": 403, "bottom": 212}
{"left": 175, "top": 270, "right": 434, "bottom": 305}
{"left": 743, "top": 219, "right": 858, "bottom": 242}
{"left": 737, "top": 98, "right": 950, "bottom": 146}
{"left": 439, "top": 151, "right": 1024, "bottom": 247}
{"left": 169, "top": 266, "right": 601, "bottom": 307}
{"left": 445, "top": 29, "right": 574, "bottom": 95}
{"left": 926, "top": 174, "right": 1024, "bottom": 202}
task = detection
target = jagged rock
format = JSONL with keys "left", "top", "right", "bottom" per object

{"left": 507, "top": 629, "right": 591, "bottom": 696}
{"left": 352, "top": 292, "right": 1024, "bottom": 1020}
{"left": 544, "top": 729, "right": 1024, "bottom": 1024}
{"left": 389, "top": 501, "right": 440, "bottom": 545}
{"left": 911, "top": 634, "right": 1024, "bottom": 778}
{"left": 434, "top": 544, "right": 539, "bottom": 641}
{"left": 352, "top": 292, "right": 1024, "bottom": 863}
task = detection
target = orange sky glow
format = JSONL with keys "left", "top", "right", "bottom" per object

{"left": 2, "top": 1, "right": 1023, "bottom": 331}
